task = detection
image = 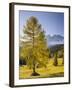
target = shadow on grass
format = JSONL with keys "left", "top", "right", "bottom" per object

{"left": 31, "top": 72, "right": 40, "bottom": 76}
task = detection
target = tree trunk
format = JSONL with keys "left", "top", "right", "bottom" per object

{"left": 32, "top": 28, "right": 36, "bottom": 74}
{"left": 33, "top": 61, "right": 35, "bottom": 73}
{"left": 31, "top": 60, "right": 40, "bottom": 76}
{"left": 31, "top": 28, "right": 40, "bottom": 76}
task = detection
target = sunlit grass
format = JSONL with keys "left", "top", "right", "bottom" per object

{"left": 19, "top": 58, "right": 64, "bottom": 79}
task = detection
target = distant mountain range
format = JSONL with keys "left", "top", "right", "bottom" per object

{"left": 46, "top": 35, "right": 64, "bottom": 47}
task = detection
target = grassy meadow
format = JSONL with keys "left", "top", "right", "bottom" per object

{"left": 19, "top": 58, "right": 64, "bottom": 79}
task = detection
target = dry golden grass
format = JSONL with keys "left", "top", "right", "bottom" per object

{"left": 19, "top": 58, "right": 64, "bottom": 79}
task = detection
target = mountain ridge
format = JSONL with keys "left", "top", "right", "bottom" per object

{"left": 46, "top": 34, "right": 64, "bottom": 46}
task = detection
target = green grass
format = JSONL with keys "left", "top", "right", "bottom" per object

{"left": 19, "top": 58, "right": 64, "bottom": 79}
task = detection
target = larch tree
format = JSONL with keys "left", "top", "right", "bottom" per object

{"left": 20, "top": 16, "right": 49, "bottom": 76}
{"left": 53, "top": 51, "right": 58, "bottom": 66}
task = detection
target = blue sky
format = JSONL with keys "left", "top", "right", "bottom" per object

{"left": 19, "top": 10, "right": 64, "bottom": 37}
